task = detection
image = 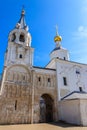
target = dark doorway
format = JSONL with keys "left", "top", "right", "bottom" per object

{"left": 40, "top": 94, "right": 53, "bottom": 123}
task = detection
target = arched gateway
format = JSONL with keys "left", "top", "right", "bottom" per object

{"left": 40, "top": 94, "right": 54, "bottom": 123}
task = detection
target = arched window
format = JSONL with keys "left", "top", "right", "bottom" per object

{"left": 19, "top": 54, "right": 22, "bottom": 59}
{"left": 38, "top": 77, "right": 41, "bottom": 82}
{"left": 12, "top": 33, "right": 16, "bottom": 42}
{"left": 48, "top": 78, "right": 51, "bottom": 82}
{"left": 23, "top": 75, "right": 25, "bottom": 80}
{"left": 19, "top": 34, "right": 25, "bottom": 42}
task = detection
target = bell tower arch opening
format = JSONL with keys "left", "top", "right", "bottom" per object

{"left": 19, "top": 33, "right": 25, "bottom": 42}
{"left": 40, "top": 94, "right": 54, "bottom": 123}
{"left": 12, "top": 33, "right": 16, "bottom": 42}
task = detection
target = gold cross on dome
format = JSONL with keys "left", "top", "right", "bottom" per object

{"left": 55, "top": 25, "right": 59, "bottom": 36}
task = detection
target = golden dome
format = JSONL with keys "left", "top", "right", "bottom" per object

{"left": 54, "top": 35, "right": 62, "bottom": 42}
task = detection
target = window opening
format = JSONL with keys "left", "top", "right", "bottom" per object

{"left": 38, "top": 77, "right": 41, "bottom": 82}
{"left": 19, "top": 34, "right": 25, "bottom": 42}
{"left": 48, "top": 78, "right": 51, "bottom": 82}
{"left": 23, "top": 75, "right": 25, "bottom": 80}
{"left": 64, "top": 57, "right": 66, "bottom": 60}
{"left": 76, "top": 70, "right": 80, "bottom": 74}
{"left": 79, "top": 87, "right": 83, "bottom": 92}
{"left": 19, "top": 54, "right": 22, "bottom": 59}
{"left": 12, "top": 33, "right": 16, "bottom": 42}
{"left": 63, "top": 77, "right": 67, "bottom": 86}
{"left": 15, "top": 100, "right": 17, "bottom": 110}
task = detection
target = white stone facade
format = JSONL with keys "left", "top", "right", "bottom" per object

{"left": 47, "top": 58, "right": 87, "bottom": 100}
{"left": 0, "top": 10, "right": 58, "bottom": 124}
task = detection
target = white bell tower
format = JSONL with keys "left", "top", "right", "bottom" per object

{"left": 5, "top": 9, "right": 34, "bottom": 67}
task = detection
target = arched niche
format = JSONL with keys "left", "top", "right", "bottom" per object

{"left": 6, "top": 65, "right": 31, "bottom": 82}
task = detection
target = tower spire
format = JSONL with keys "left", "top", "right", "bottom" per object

{"left": 56, "top": 25, "right": 58, "bottom": 36}
{"left": 21, "top": 5, "right": 25, "bottom": 16}
{"left": 54, "top": 25, "right": 62, "bottom": 48}
{"left": 15, "top": 8, "right": 28, "bottom": 31}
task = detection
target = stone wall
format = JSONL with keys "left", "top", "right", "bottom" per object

{"left": 33, "top": 71, "right": 58, "bottom": 123}
{"left": 0, "top": 65, "right": 32, "bottom": 124}
{"left": 0, "top": 65, "right": 58, "bottom": 124}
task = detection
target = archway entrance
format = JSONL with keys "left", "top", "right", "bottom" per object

{"left": 40, "top": 94, "right": 53, "bottom": 123}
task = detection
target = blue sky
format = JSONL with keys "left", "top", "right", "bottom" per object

{"left": 0, "top": 0, "right": 87, "bottom": 73}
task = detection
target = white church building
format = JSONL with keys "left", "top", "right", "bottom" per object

{"left": 0, "top": 9, "right": 87, "bottom": 126}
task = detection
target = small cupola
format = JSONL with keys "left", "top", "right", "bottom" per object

{"left": 50, "top": 26, "right": 69, "bottom": 61}
{"left": 54, "top": 26, "right": 62, "bottom": 49}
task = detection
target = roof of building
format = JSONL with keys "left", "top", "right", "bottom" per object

{"left": 33, "top": 66, "right": 56, "bottom": 71}
{"left": 50, "top": 46, "right": 68, "bottom": 54}
{"left": 61, "top": 91, "right": 87, "bottom": 100}
{"left": 51, "top": 47, "right": 61, "bottom": 53}
{"left": 46, "top": 56, "right": 87, "bottom": 68}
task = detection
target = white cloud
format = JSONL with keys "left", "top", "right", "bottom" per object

{"left": 69, "top": 1, "right": 87, "bottom": 64}
{"left": 70, "top": 25, "right": 87, "bottom": 64}
{"left": 73, "top": 26, "right": 87, "bottom": 40}
{"left": 81, "top": 6, "right": 87, "bottom": 13}
{"left": 80, "top": 0, "right": 87, "bottom": 24}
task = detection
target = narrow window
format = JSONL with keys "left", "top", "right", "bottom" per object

{"left": 64, "top": 57, "right": 66, "bottom": 60}
{"left": 15, "top": 100, "right": 17, "bottom": 110}
{"left": 19, "top": 54, "right": 22, "bottom": 59}
{"left": 79, "top": 87, "right": 83, "bottom": 92}
{"left": 23, "top": 75, "right": 25, "bottom": 80}
{"left": 48, "top": 78, "right": 50, "bottom": 82}
{"left": 63, "top": 77, "right": 67, "bottom": 86}
{"left": 38, "top": 77, "right": 41, "bottom": 82}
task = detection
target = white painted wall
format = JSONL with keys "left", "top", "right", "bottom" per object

{"left": 56, "top": 59, "right": 87, "bottom": 100}
{"left": 59, "top": 100, "right": 81, "bottom": 125}
{"left": 59, "top": 99, "right": 87, "bottom": 126}
{"left": 80, "top": 99, "right": 87, "bottom": 126}
{"left": 50, "top": 48, "right": 69, "bottom": 61}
